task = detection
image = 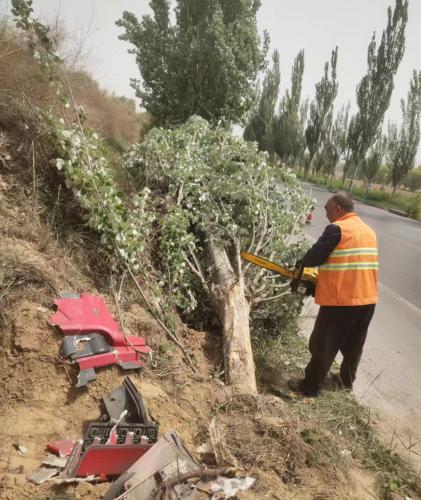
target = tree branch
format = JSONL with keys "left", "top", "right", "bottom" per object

{"left": 253, "top": 289, "right": 290, "bottom": 305}
{"left": 254, "top": 278, "right": 288, "bottom": 296}
{"left": 186, "top": 257, "right": 209, "bottom": 292}
{"left": 250, "top": 206, "right": 268, "bottom": 257}
{"left": 153, "top": 467, "right": 234, "bottom": 500}
{"left": 126, "top": 264, "right": 197, "bottom": 373}
{"left": 234, "top": 240, "right": 242, "bottom": 279}
{"left": 251, "top": 250, "right": 275, "bottom": 288}
{"left": 177, "top": 182, "right": 184, "bottom": 205}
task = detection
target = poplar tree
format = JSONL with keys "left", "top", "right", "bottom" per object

{"left": 273, "top": 49, "right": 305, "bottom": 164}
{"left": 361, "top": 135, "right": 387, "bottom": 195}
{"left": 345, "top": 0, "right": 408, "bottom": 188}
{"left": 304, "top": 46, "right": 338, "bottom": 178}
{"left": 322, "top": 104, "right": 350, "bottom": 180}
{"left": 297, "top": 98, "right": 309, "bottom": 171}
{"left": 388, "top": 70, "right": 421, "bottom": 196}
{"left": 243, "top": 49, "right": 280, "bottom": 154}
{"left": 312, "top": 112, "right": 333, "bottom": 176}
{"left": 117, "top": 0, "right": 268, "bottom": 126}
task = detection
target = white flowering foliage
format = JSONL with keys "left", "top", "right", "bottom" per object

{"left": 53, "top": 123, "right": 154, "bottom": 268}
{"left": 12, "top": 0, "right": 158, "bottom": 272}
{"left": 157, "top": 205, "right": 198, "bottom": 309}
{"left": 124, "top": 117, "right": 311, "bottom": 311}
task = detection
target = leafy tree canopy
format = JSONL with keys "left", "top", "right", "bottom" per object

{"left": 314, "top": 104, "right": 349, "bottom": 180}
{"left": 322, "top": 103, "right": 350, "bottom": 178}
{"left": 117, "top": 0, "right": 269, "bottom": 126}
{"left": 123, "top": 117, "right": 310, "bottom": 391}
{"left": 362, "top": 134, "right": 387, "bottom": 188}
{"left": 124, "top": 116, "right": 310, "bottom": 311}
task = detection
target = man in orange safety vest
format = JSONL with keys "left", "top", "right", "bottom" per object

{"left": 288, "top": 191, "right": 378, "bottom": 397}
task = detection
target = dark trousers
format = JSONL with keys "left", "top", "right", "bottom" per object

{"left": 303, "top": 304, "right": 375, "bottom": 392}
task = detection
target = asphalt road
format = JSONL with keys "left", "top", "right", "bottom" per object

{"left": 301, "top": 183, "right": 421, "bottom": 463}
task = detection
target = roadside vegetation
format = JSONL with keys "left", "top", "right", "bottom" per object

{"left": 242, "top": 0, "right": 421, "bottom": 220}
{"left": 300, "top": 172, "right": 421, "bottom": 221}
{"left": 0, "top": 1, "right": 420, "bottom": 499}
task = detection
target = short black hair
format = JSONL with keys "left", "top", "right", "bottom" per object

{"left": 330, "top": 191, "right": 354, "bottom": 212}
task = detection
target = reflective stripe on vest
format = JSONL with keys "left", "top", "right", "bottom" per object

{"left": 315, "top": 213, "right": 378, "bottom": 306}
{"left": 320, "top": 263, "right": 379, "bottom": 270}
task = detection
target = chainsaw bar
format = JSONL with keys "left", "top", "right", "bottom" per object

{"left": 240, "top": 251, "right": 318, "bottom": 284}
{"left": 240, "top": 252, "right": 293, "bottom": 279}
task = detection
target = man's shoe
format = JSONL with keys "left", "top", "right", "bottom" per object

{"left": 331, "top": 373, "right": 353, "bottom": 391}
{"left": 287, "top": 377, "right": 319, "bottom": 397}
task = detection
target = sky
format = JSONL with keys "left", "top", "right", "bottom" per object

{"left": 1, "top": 0, "right": 420, "bottom": 160}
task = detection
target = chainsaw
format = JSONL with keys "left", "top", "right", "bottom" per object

{"left": 240, "top": 251, "right": 318, "bottom": 297}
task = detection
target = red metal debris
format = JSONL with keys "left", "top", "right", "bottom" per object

{"left": 57, "top": 378, "right": 158, "bottom": 479}
{"left": 76, "top": 345, "right": 149, "bottom": 371}
{"left": 74, "top": 444, "right": 153, "bottom": 477}
{"left": 50, "top": 294, "right": 150, "bottom": 386}
{"left": 47, "top": 438, "right": 76, "bottom": 458}
{"left": 50, "top": 294, "right": 144, "bottom": 347}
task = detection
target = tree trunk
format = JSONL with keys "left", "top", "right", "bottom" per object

{"left": 365, "top": 183, "right": 369, "bottom": 199}
{"left": 220, "top": 278, "right": 256, "bottom": 394}
{"left": 305, "top": 149, "right": 317, "bottom": 180}
{"left": 348, "top": 162, "right": 360, "bottom": 191}
{"left": 390, "top": 184, "right": 397, "bottom": 201}
{"left": 329, "top": 163, "right": 336, "bottom": 182}
{"left": 342, "top": 160, "right": 349, "bottom": 187}
{"left": 206, "top": 237, "right": 257, "bottom": 394}
{"left": 303, "top": 158, "right": 312, "bottom": 180}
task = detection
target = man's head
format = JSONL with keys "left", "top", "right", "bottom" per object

{"left": 325, "top": 191, "right": 354, "bottom": 223}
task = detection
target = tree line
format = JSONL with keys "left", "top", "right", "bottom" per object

{"left": 243, "top": 0, "right": 421, "bottom": 195}
{"left": 118, "top": 0, "right": 421, "bottom": 196}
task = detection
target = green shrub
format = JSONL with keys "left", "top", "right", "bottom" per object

{"left": 300, "top": 173, "right": 421, "bottom": 221}
{"left": 402, "top": 167, "right": 421, "bottom": 192}
{"left": 374, "top": 164, "right": 391, "bottom": 185}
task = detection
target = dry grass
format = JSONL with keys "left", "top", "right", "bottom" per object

{"left": 292, "top": 391, "right": 421, "bottom": 498}
{"left": 0, "top": 20, "right": 54, "bottom": 106}
{"left": 0, "top": 238, "right": 57, "bottom": 308}
{"left": 0, "top": 18, "right": 147, "bottom": 145}
{"left": 67, "top": 72, "right": 145, "bottom": 145}
{"left": 0, "top": 92, "right": 59, "bottom": 184}
{"left": 213, "top": 393, "right": 346, "bottom": 490}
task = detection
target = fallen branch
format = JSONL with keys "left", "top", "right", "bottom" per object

{"left": 154, "top": 467, "right": 234, "bottom": 500}
{"left": 111, "top": 276, "right": 154, "bottom": 358}
{"left": 126, "top": 263, "right": 197, "bottom": 374}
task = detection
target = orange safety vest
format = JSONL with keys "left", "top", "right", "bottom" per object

{"left": 315, "top": 212, "right": 378, "bottom": 306}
